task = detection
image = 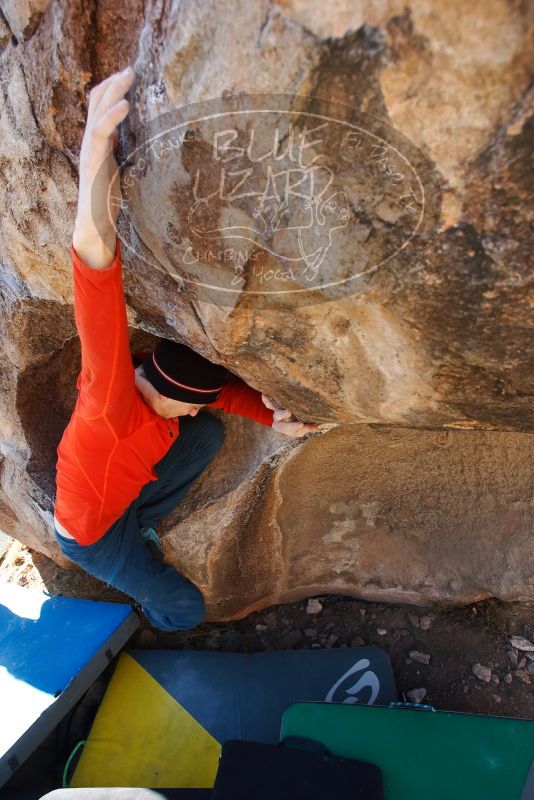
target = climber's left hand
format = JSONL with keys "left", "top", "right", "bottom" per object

{"left": 261, "top": 394, "right": 321, "bottom": 438}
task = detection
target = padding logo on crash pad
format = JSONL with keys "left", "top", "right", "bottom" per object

{"left": 325, "top": 658, "right": 380, "bottom": 705}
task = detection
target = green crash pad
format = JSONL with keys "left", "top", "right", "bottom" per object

{"left": 280, "top": 702, "right": 534, "bottom": 800}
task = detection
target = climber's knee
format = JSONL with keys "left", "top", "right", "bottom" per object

{"left": 184, "top": 585, "right": 207, "bottom": 628}
{"left": 142, "top": 581, "right": 207, "bottom": 632}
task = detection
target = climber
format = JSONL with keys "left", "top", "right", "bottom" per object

{"left": 53, "top": 65, "right": 319, "bottom": 633}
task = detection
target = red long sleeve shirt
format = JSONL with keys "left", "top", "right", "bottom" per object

{"left": 54, "top": 238, "right": 273, "bottom": 545}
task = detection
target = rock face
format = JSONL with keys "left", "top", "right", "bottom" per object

{"left": 167, "top": 420, "right": 534, "bottom": 617}
{"left": 0, "top": 0, "right": 532, "bottom": 615}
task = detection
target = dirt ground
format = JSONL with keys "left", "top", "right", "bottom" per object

{"left": 1, "top": 536, "right": 533, "bottom": 721}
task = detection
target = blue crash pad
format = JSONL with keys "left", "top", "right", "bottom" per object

{"left": 0, "top": 581, "right": 139, "bottom": 786}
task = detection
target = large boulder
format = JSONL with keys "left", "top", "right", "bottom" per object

{"left": 0, "top": 0, "right": 532, "bottom": 614}
{"left": 167, "top": 419, "right": 534, "bottom": 616}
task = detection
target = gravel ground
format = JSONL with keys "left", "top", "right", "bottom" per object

{"left": 1, "top": 536, "right": 533, "bottom": 720}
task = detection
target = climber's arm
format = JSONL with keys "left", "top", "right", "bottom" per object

{"left": 207, "top": 378, "right": 320, "bottom": 436}
{"left": 71, "top": 67, "right": 137, "bottom": 423}
{"left": 71, "top": 238, "right": 137, "bottom": 421}
{"left": 73, "top": 65, "right": 134, "bottom": 268}
{"left": 207, "top": 377, "right": 275, "bottom": 426}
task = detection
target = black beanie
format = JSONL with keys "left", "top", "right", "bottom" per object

{"left": 142, "top": 339, "right": 229, "bottom": 404}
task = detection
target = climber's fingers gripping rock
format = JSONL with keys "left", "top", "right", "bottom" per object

{"left": 81, "top": 66, "right": 134, "bottom": 184}
{"left": 79, "top": 66, "right": 134, "bottom": 226}
{"left": 261, "top": 393, "right": 321, "bottom": 438}
{"left": 273, "top": 418, "right": 321, "bottom": 438}
{"left": 74, "top": 66, "right": 135, "bottom": 268}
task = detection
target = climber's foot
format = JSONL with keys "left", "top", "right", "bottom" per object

{"left": 141, "top": 526, "right": 164, "bottom": 562}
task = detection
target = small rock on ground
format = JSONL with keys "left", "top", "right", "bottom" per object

{"left": 507, "top": 650, "right": 519, "bottom": 667}
{"left": 306, "top": 598, "right": 323, "bottom": 615}
{"left": 510, "top": 636, "right": 534, "bottom": 652}
{"left": 472, "top": 663, "right": 492, "bottom": 683}
{"left": 407, "top": 688, "right": 427, "bottom": 704}
{"left": 409, "top": 650, "right": 431, "bottom": 665}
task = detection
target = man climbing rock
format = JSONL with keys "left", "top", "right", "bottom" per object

{"left": 53, "top": 65, "right": 319, "bottom": 632}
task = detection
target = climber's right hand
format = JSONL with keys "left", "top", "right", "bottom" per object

{"left": 73, "top": 66, "right": 135, "bottom": 268}
{"left": 261, "top": 394, "right": 320, "bottom": 438}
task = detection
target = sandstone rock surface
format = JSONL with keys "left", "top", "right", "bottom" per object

{"left": 0, "top": 0, "right": 532, "bottom": 616}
